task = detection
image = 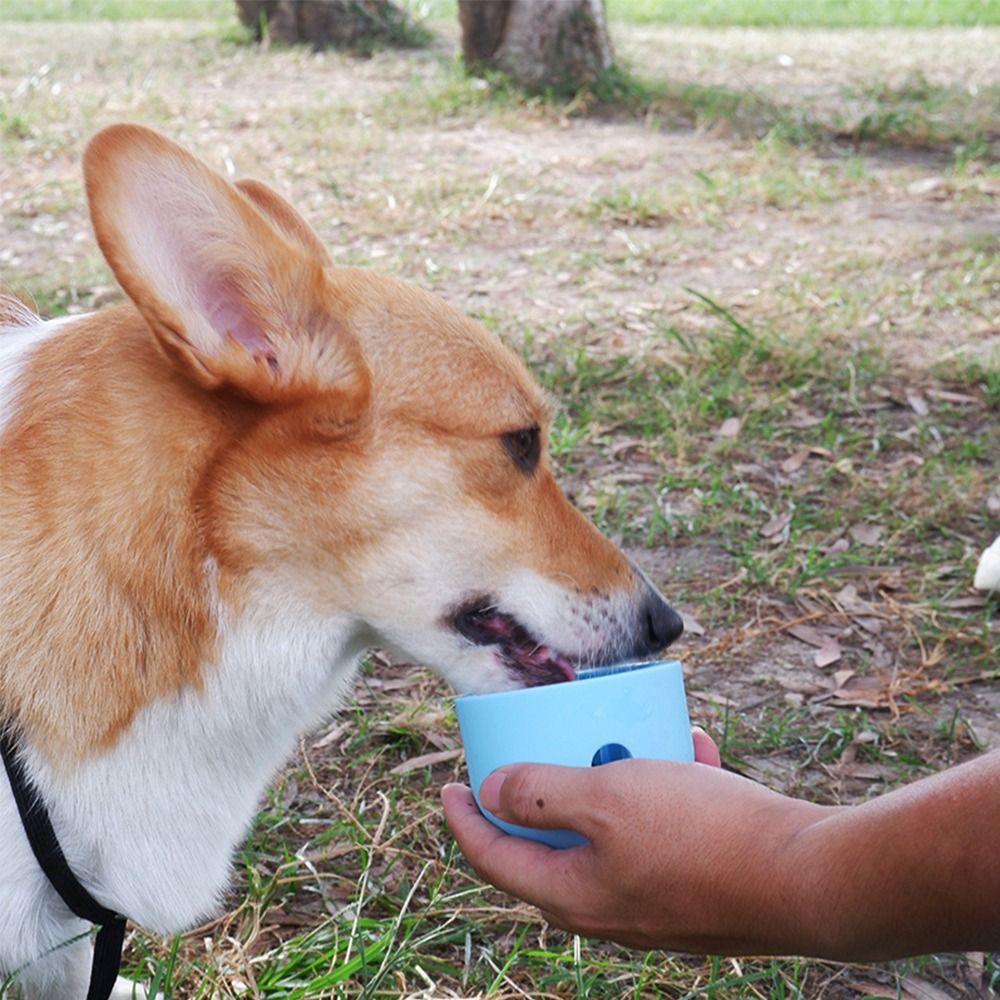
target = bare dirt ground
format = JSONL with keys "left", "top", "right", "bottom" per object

{"left": 1, "top": 14, "right": 998, "bottom": 1000}
{"left": 2, "top": 22, "right": 998, "bottom": 368}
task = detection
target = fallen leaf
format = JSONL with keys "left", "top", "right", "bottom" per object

{"left": 965, "top": 952, "right": 985, "bottom": 980}
{"left": 905, "top": 390, "right": 929, "bottom": 416}
{"left": 794, "top": 595, "right": 825, "bottom": 614}
{"left": 831, "top": 674, "right": 885, "bottom": 707}
{"left": 906, "top": 176, "right": 946, "bottom": 197}
{"left": 760, "top": 511, "right": 792, "bottom": 538}
{"left": 834, "top": 584, "right": 868, "bottom": 612}
{"left": 608, "top": 437, "right": 649, "bottom": 459}
{"left": 281, "top": 779, "right": 299, "bottom": 809}
{"left": 607, "top": 471, "right": 654, "bottom": 484}
{"left": 423, "top": 730, "right": 458, "bottom": 751}
{"left": 839, "top": 761, "right": 894, "bottom": 780}
{"left": 900, "top": 975, "right": 955, "bottom": 1000}
{"left": 865, "top": 639, "right": 893, "bottom": 668}
{"left": 718, "top": 416, "right": 741, "bottom": 438}
{"left": 680, "top": 612, "right": 706, "bottom": 636}
{"left": 688, "top": 690, "right": 737, "bottom": 708}
{"left": 927, "top": 388, "right": 977, "bottom": 405}
{"left": 833, "top": 668, "right": 856, "bottom": 689}
{"left": 845, "top": 980, "right": 900, "bottom": 998}
{"left": 789, "top": 407, "right": 821, "bottom": 428}
{"left": 780, "top": 449, "right": 809, "bottom": 474}
{"left": 849, "top": 523, "right": 883, "bottom": 547}
{"left": 311, "top": 721, "right": 350, "bottom": 750}
{"left": 853, "top": 615, "right": 884, "bottom": 635}
{"left": 823, "top": 537, "right": 850, "bottom": 555}
{"left": 776, "top": 676, "right": 826, "bottom": 695}
{"left": 389, "top": 748, "right": 463, "bottom": 775}
{"left": 944, "top": 595, "right": 987, "bottom": 610}
{"left": 364, "top": 676, "right": 421, "bottom": 691}
{"left": 300, "top": 842, "right": 356, "bottom": 863}
{"left": 840, "top": 675, "right": 882, "bottom": 691}
{"left": 814, "top": 637, "right": 842, "bottom": 668}
{"left": 785, "top": 623, "right": 829, "bottom": 648}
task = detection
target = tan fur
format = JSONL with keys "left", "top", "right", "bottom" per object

{"left": 1, "top": 309, "right": 221, "bottom": 759}
{"left": 0, "top": 125, "right": 637, "bottom": 766}
{"left": 235, "top": 178, "right": 333, "bottom": 266}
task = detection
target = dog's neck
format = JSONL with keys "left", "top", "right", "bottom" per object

{"left": 23, "top": 574, "right": 366, "bottom": 932}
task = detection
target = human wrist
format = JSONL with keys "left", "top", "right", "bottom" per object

{"left": 761, "top": 799, "right": 846, "bottom": 956}
{"left": 775, "top": 801, "right": 873, "bottom": 959}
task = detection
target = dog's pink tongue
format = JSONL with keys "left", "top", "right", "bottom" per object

{"left": 553, "top": 652, "right": 577, "bottom": 682}
{"left": 528, "top": 647, "right": 576, "bottom": 682}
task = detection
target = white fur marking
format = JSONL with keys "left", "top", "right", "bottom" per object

{"left": 1, "top": 574, "right": 365, "bottom": 993}
{"left": 0, "top": 313, "right": 92, "bottom": 433}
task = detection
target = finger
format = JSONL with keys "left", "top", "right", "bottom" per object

{"left": 692, "top": 727, "right": 722, "bottom": 768}
{"left": 479, "top": 763, "right": 607, "bottom": 835}
{"left": 442, "top": 783, "right": 587, "bottom": 909}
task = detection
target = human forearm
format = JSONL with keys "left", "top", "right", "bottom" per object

{"left": 444, "top": 745, "right": 1000, "bottom": 960}
{"left": 791, "top": 751, "right": 1000, "bottom": 959}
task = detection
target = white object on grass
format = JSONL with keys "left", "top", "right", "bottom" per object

{"left": 974, "top": 535, "right": 1000, "bottom": 591}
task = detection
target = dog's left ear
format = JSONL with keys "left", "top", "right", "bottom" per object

{"left": 235, "top": 178, "right": 333, "bottom": 267}
{"left": 83, "top": 123, "right": 367, "bottom": 411}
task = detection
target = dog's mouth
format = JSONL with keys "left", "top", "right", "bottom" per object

{"left": 451, "top": 600, "right": 576, "bottom": 687}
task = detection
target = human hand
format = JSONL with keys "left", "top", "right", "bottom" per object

{"left": 442, "top": 730, "right": 830, "bottom": 955}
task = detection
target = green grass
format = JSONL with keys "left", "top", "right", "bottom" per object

{"left": 363, "top": 0, "right": 1000, "bottom": 28}
{"left": 3, "top": 0, "right": 998, "bottom": 24}
{"left": 1, "top": 9, "right": 997, "bottom": 998}
{"left": 370, "top": 56, "right": 997, "bottom": 160}
{"left": 0, "top": 0, "right": 231, "bottom": 19}
{"left": 529, "top": 293, "right": 998, "bottom": 678}
{"left": 606, "top": 0, "right": 1000, "bottom": 26}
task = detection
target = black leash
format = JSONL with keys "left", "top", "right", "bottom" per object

{"left": 0, "top": 726, "right": 127, "bottom": 1000}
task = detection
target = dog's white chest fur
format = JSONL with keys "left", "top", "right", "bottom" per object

{"left": 0, "top": 576, "right": 364, "bottom": 986}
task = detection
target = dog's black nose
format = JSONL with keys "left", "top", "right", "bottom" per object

{"left": 633, "top": 591, "right": 684, "bottom": 657}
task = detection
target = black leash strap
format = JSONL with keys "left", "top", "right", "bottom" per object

{"left": 0, "top": 726, "right": 127, "bottom": 1000}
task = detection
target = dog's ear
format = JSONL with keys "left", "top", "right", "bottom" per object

{"left": 235, "top": 178, "right": 332, "bottom": 267}
{"left": 83, "top": 124, "right": 367, "bottom": 409}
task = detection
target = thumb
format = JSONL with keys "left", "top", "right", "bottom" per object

{"left": 692, "top": 727, "right": 722, "bottom": 767}
{"left": 479, "top": 763, "right": 605, "bottom": 835}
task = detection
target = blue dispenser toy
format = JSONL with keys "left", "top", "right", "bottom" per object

{"left": 455, "top": 659, "right": 692, "bottom": 848}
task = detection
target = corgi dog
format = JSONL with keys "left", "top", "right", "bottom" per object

{"left": 0, "top": 124, "right": 683, "bottom": 999}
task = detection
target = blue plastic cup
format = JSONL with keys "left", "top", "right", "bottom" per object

{"left": 455, "top": 659, "right": 692, "bottom": 848}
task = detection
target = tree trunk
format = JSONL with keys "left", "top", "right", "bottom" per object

{"left": 236, "top": 0, "right": 424, "bottom": 51}
{"left": 458, "top": 0, "right": 613, "bottom": 94}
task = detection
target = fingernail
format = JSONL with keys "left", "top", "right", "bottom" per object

{"left": 478, "top": 769, "right": 508, "bottom": 814}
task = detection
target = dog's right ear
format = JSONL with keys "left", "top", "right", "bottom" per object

{"left": 83, "top": 124, "right": 367, "bottom": 410}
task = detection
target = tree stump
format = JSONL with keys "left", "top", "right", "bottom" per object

{"left": 235, "top": 0, "right": 426, "bottom": 52}
{"left": 458, "top": 0, "right": 613, "bottom": 94}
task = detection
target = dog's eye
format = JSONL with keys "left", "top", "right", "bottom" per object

{"left": 500, "top": 426, "right": 541, "bottom": 474}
